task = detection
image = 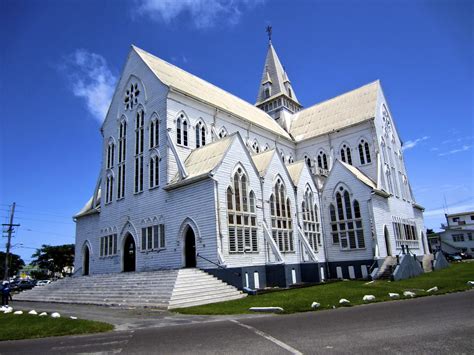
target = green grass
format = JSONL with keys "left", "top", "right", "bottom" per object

{"left": 175, "top": 262, "right": 474, "bottom": 315}
{"left": 0, "top": 313, "right": 114, "bottom": 341}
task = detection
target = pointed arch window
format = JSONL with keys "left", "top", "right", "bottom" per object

{"left": 251, "top": 140, "right": 260, "bottom": 154}
{"left": 288, "top": 155, "right": 294, "bottom": 164}
{"left": 226, "top": 168, "right": 258, "bottom": 253}
{"left": 176, "top": 113, "right": 188, "bottom": 147}
{"left": 270, "top": 178, "right": 294, "bottom": 252}
{"left": 340, "top": 144, "right": 352, "bottom": 165}
{"left": 134, "top": 109, "right": 144, "bottom": 193}
{"left": 358, "top": 139, "right": 371, "bottom": 165}
{"left": 106, "top": 140, "right": 115, "bottom": 169}
{"left": 302, "top": 188, "right": 321, "bottom": 251}
{"left": 317, "top": 151, "right": 328, "bottom": 170}
{"left": 105, "top": 173, "right": 114, "bottom": 204}
{"left": 195, "top": 120, "right": 206, "bottom": 148}
{"left": 218, "top": 127, "right": 228, "bottom": 139}
{"left": 149, "top": 154, "right": 159, "bottom": 189}
{"left": 150, "top": 117, "right": 159, "bottom": 149}
{"left": 304, "top": 155, "right": 312, "bottom": 168}
{"left": 329, "top": 187, "right": 365, "bottom": 250}
{"left": 117, "top": 120, "right": 127, "bottom": 199}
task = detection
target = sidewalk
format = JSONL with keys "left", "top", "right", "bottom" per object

{"left": 10, "top": 300, "right": 267, "bottom": 331}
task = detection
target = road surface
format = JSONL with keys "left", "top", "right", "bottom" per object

{"left": 1, "top": 291, "right": 473, "bottom": 354}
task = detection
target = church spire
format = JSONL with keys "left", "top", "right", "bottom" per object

{"left": 256, "top": 28, "right": 301, "bottom": 124}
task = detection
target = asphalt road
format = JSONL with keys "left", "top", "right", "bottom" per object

{"left": 1, "top": 291, "right": 473, "bottom": 354}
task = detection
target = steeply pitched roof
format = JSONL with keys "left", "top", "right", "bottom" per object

{"left": 133, "top": 46, "right": 292, "bottom": 141}
{"left": 290, "top": 81, "right": 380, "bottom": 141}
{"left": 74, "top": 190, "right": 101, "bottom": 219}
{"left": 339, "top": 161, "right": 389, "bottom": 197}
{"left": 286, "top": 161, "right": 305, "bottom": 186}
{"left": 252, "top": 149, "right": 275, "bottom": 177}
{"left": 256, "top": 43, "right": 299, "bottom": 105}
{"left": 169, "top": 134, "right": 236, "bottom": 185}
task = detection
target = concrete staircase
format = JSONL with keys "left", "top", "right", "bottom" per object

{"left": 373, "top": 256, "right": 397, "bottom": 280}
{"left": 14, "top": 269, "right": 246, "bottom": 309}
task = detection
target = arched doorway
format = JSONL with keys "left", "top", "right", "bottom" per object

{"left": 83, "top": 245, "right": 90, "bottom": 276}
{"left": 184, "top": 227, "right": 196, "bottom": 268}
{"left": 123, "top": 234, "right": 136, "bottom": 272}
{"left": 384, "top": 226, "right": 392, "bottom": 256}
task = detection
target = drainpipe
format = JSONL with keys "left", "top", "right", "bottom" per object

{"left": 318, "top": 191, "right": 330, "bottom": 279}
{"left": 367, "top": 195, "right": 378, "bottom": 259}
{"left": 212, "top": 178, "right": 225, "bottom": 266}
{"left": 259, "top": 176, "right": 270, "bottom": 263}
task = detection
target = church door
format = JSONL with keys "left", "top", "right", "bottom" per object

{"left": 83, "top": 245, "right": 90, "bottom": 276}
{"left": 384, "top": 226, "right": 392, "bottom": 256}
{"left": 184, "top": 227, "right": 197, "bottom": 268}
{"left": 123, "top": 234, "right": 136, "bottom": 272}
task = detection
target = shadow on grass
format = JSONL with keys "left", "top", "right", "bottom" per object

{"left": 175, "top": 262, "right": 474, "bottom": 315}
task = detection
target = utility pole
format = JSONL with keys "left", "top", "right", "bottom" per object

{"left": 2, "top": 202, "right": 20, "bottom": 281}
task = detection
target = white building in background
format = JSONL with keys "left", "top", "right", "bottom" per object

{"left": 429, "top": 211, "right": 474, "bottom": 256}
{"left": 74, "top": 39, "right": 430, "bottom": 289}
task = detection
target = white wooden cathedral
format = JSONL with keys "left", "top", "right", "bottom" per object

{"left": 74, "top": 39, "right": 430, "bottom": 289}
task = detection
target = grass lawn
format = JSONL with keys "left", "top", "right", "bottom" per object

{"left": 175, "top": 262, "right": 474, "bottom": 315}
{"left": 0, "top": 313, "right": 114, "bottom": 341}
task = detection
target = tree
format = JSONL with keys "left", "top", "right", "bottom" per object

{"left": 426, "top": 229, "right": 435, "bottom": 235}
{"left": 0, "top": 252, "right": 25, "bottom": 278}
{"left": 31, "top": 244, "right": 75, "bottom": 277}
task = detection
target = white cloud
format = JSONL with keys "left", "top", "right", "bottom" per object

{"left": 136, "top": 0, "right": 265, "bottom": 29}
{"left": 402, "top": 136, "right": 429, "bottom": 151}
{"left": 424, "top": 203, "right": 474, "bottom": 217}
{"left": 438, "top": 144, "right": 472, "bottom": 157}
{"left": 63, "top": 49, "right": 117, "bottom": 123}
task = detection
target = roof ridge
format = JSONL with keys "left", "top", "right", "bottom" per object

{"left": 294, "top": 80, "right": 380, "bottom": 116}
{"left": 133, "top": 46, "right": 283, "bottom": 127}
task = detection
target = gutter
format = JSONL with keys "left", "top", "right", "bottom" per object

{"left": 164, "top": 173, "right": 212, "bottom": 191}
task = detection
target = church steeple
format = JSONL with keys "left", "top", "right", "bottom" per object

{"left": 256, "top": 30, "right": 301, "bottom": 128}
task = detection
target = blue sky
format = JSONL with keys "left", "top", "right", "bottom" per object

{"left": 1, "top": 0, "right": 472, "bottom": 263}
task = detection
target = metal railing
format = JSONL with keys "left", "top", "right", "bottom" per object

{"left": 196, "top": 253, "right": 241, "bottom": 277}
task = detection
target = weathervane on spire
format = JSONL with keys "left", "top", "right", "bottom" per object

{"left": 266, "top": 25, "right": 272, "bottom": 43}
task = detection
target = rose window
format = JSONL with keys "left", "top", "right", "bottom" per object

{"left": 124, "top": 83, "right": 140, "bottom": 110}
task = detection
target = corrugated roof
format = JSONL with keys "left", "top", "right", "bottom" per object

{"left": 290, "top": 81, "right": 380, "bottom": 141}
{"left": 252, "top": 149, "right": 275, "bottom": 177}
{"left": 170, "top": 134, "right": 236, "bottom": 184}
{"left": 340, "top": 161, "right": 377, "bottom": 190}
{"left": 133, "top": 46, "right": 292, "bottom": 140}
{"left": 286, "top": 161, "right": 305, "bottom": 186}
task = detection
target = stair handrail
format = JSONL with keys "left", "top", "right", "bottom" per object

{"left": 262, "top": 222, "right": 284, "bottom": 264}
{"left": 296, "top": 226, "right": 318, "bottom": 262}
{"left": 196, "top": 253, "right": 227, "bottom": 269}
{"left": 196, "top": 253, "right": 241, "bottom": 277}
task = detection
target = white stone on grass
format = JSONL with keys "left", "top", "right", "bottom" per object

{"left": 39, "top": 312, "right": 48, "bottom": 317}
{"left": 467, "top": 281, "right": 474, "bottom": 287}
{"left": 363, "top": 295, "right": 376, "bottom": 302}
{"left": 426, "top": 286, "right": 438, "bottom": 293}
{"left": 249, "top": 307, "right": 284, "bottom": 313}
{"left": 388, "top": 293, "right": 400, "bottom": 299}
{"left": 339, "top": 298, "right": 350, "bottom": 305}
{"left": 51, "top": 312, "right": 61, "bottom": 318}
{"left": 364, "top": 281, "right": 374, "bottom": 285}
{"left": 70, "top": 316, "right": 78, "bottom": 320}
{"left": 13, "top": 311, "right": 23, "bottom": 315}
{"left": 4, "top": 308, "right": 13, "bottom": 314}
{"left": 28, "top": 310, "right": 38, "bottom": 315}
{"left": 403, "top": 291, "right": 416, "bottom": 298}
{"left": 311, "top": 302, "right": 320, "bottom": 309}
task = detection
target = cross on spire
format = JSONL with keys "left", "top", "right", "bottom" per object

{"left": 266, "top": 25, "right": 272, "bottom": 43}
